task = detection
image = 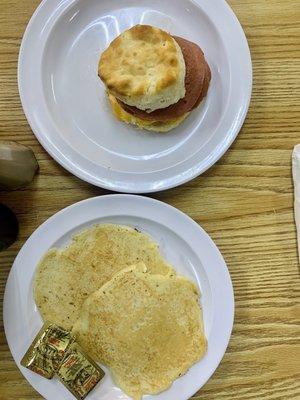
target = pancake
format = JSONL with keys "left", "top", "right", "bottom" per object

{"left": 119, "top": 36, "right": 211, "bottom": 121}
{"left": 108, "top": 92, "right": 189, "bottom": 132}
{"left": 72, "top": 263, "right": 207, "bottom": 400}
{"left": 98, "top": 25, "right": 186, "bottom": 112}
{"left": 34, "top": 224, "right": 174, "bottom": 330}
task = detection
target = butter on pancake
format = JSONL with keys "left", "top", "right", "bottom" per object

{"left": 99, "top": 25, "right": 186, "bottom": 112}
{"left": 72, "top": 263, "right": 207, "bottom": 400}
{"left": 34, "top": 224, "right": 174, "bottom": 330}
{"left": 108, "top": 92, "right": 189, "bottom": 133}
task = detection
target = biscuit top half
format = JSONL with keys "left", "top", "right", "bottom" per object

{"left": 98, "top": 25, "right": 186, "bottom": 112}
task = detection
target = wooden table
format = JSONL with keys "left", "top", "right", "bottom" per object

{"left": 1, "top": 1, "right": 300, "bottom": 399}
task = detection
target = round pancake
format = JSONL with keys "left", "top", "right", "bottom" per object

{"left": 108, "top": 92, "right": 189, "bottom": 132}
{"left": 99, "top": 25, "right": 186, "bottom": 112}
{"left": 119, "top": 36, "right": 210, "bottom": 121}
{"left": 72, "top": 263, "right": 207, "bottom": 400}
{"left": 34, "top": 224, "right": 174, "bottom": 330}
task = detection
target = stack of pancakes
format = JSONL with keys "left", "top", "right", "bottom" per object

{"left": 34, "top": 224, "right": 207, "bottom": 400}
{"left": 99, "top": 25, "right": 211, "bottom": 132}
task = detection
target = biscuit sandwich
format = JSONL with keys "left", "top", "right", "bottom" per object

{"left": 99, "top": 25, "right": 211, "bottom": 132}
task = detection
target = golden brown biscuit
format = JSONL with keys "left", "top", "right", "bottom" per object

{"left": 120, "top": 36, "right": 211, "bottom": 121}
{"left": 99, "top": 25, "right": 186, "bottom": 112}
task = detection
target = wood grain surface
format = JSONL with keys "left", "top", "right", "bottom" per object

{"left": 0, "top": 0, "right": 300, "bottom": 399}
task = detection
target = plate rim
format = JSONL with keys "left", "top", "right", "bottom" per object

{"left": 18, "top": 0, "right": 252, "bottom": 193}
{"left": 3, "top": 194, "right": 234, "bottom": 400}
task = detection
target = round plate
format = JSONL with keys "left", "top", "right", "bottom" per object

{"left": 4, "top": 195, "right": 234, "bottom": 400}
{"left": 18, "top": 0, "right": 252, "bottom": 193}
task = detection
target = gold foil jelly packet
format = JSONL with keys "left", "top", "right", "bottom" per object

{"left": 21, "top": 321, "right": 75, "bottom": 379}
{"left": 57, "top": 342, "right": 105, "bottom": 399}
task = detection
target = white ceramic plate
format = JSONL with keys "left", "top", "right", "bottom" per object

{"left": 4, "top": 195, "right": 234, "bottom": 400}
{"left": 18, "top": 0, "right": 252, "bottom": 193}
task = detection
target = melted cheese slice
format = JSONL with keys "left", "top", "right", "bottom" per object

{"left": 107, "top": 92, "right": 188, "bottom": 133}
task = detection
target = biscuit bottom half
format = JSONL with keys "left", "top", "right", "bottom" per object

{"left": 108, "top": 93, "right": 189, "bottom": 133}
